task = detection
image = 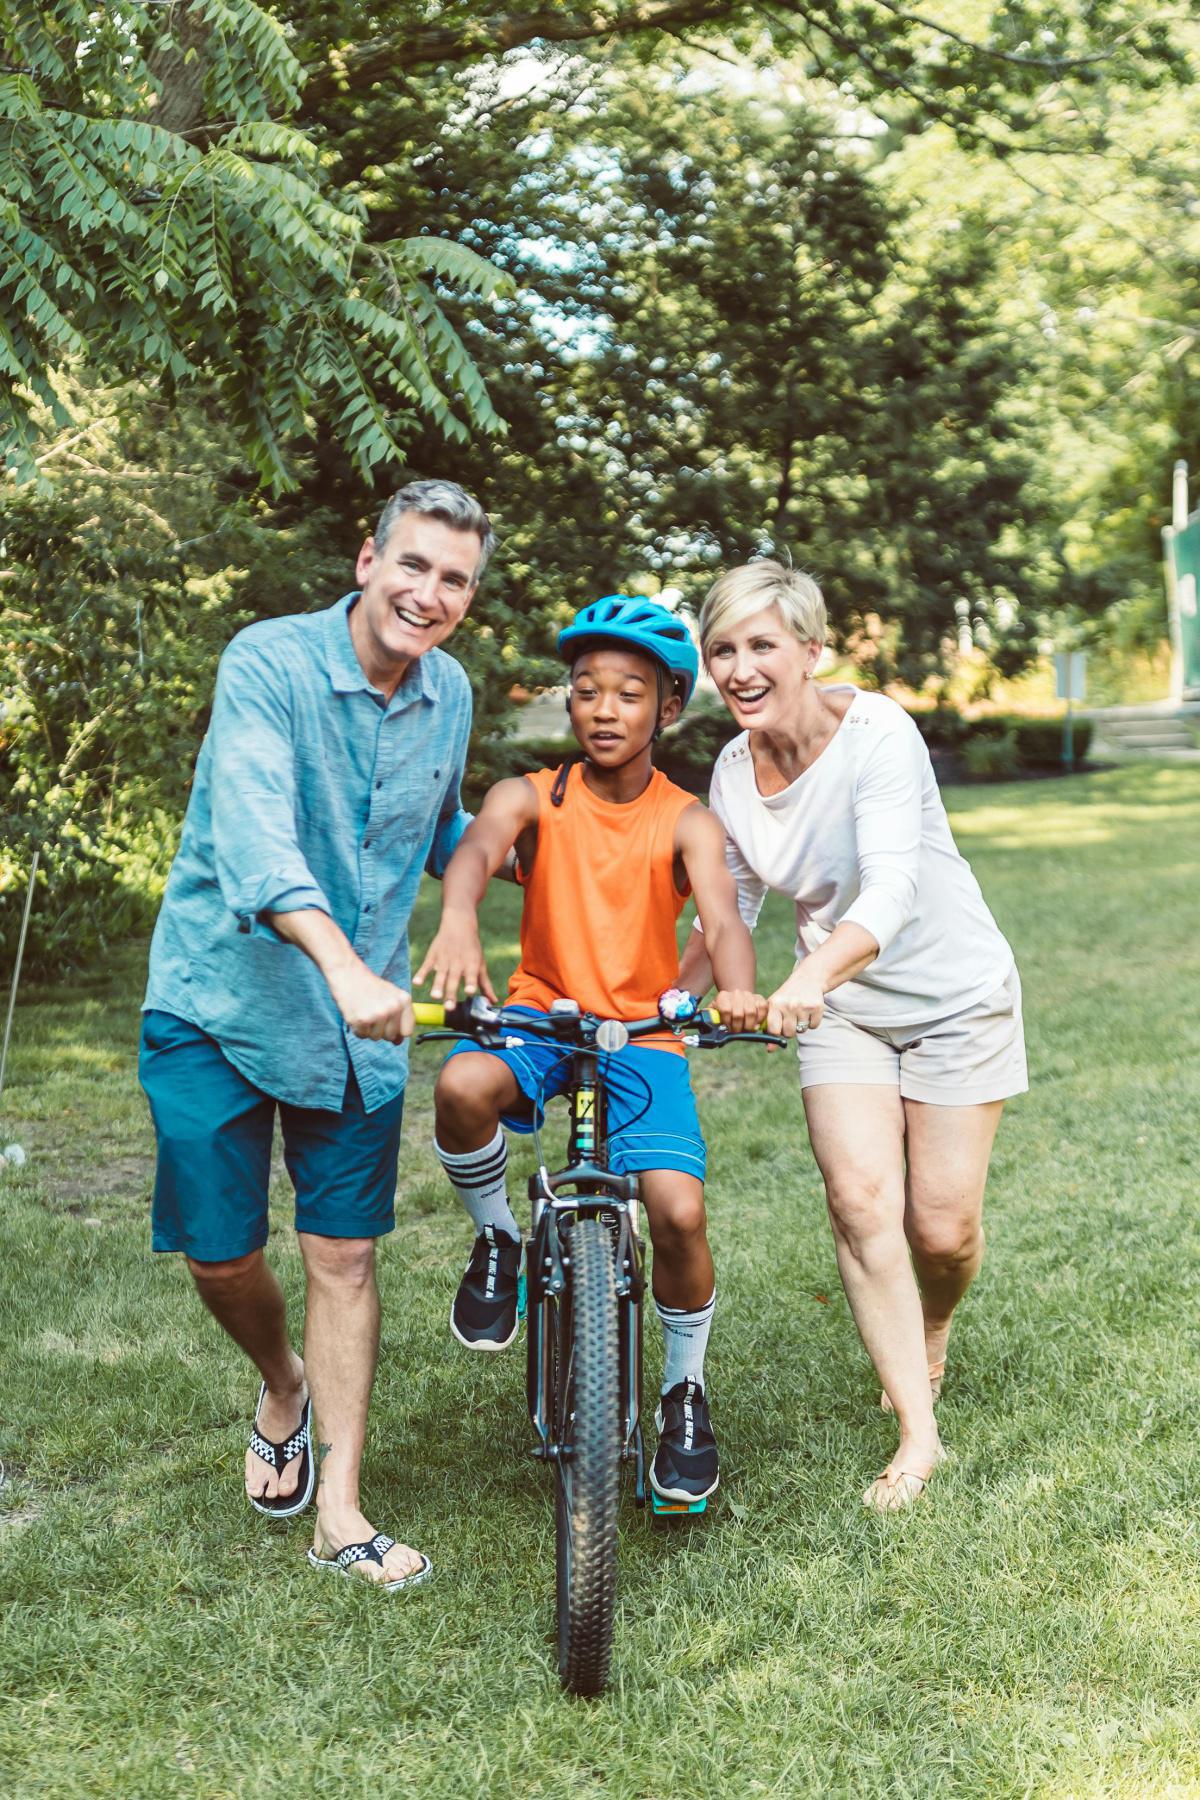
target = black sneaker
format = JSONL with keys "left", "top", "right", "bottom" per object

{"left": 651, "top": 1378, "right": 719, "bottom": 1502}
{"left": 450, "top": 1227, "right": 524, "bottom": 1352}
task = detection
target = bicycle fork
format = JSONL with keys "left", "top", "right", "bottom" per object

{"left": 524, "top": 1173, "right": 647, "bottom": 1498}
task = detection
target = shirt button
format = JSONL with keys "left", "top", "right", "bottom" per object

{"left": 375, "top": 779, "right": 383, "bottom": 790}
{"left": 364, "top": 839, "right": 372, "bottom": 850}
{"left": 364, "top": 903, "right": 373, "bottom": 914}
{"left": 433, "top": 768, "right": 441, "bottom": 779}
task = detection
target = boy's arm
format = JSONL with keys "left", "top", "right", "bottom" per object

{"left": 414, "top": 777, "right": 538, "bottom": 1004}
{"left": 675, "top": 803, "right": 766, "bottom": 1033}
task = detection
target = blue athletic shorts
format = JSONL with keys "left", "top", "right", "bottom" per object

{"left": 139, "top": 1010, "right": 404, "bottom": 1262}
{"left": 443, "top": 1007, "right": 706, "bottom": 1181}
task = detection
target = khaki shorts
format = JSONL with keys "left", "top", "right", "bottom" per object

{"left": 797, "top": 968, "right": 1028, "bottom": 1106}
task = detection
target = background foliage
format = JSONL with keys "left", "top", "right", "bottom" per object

{"left": 3, "top": 2, "right": 1196, "bottom": 970}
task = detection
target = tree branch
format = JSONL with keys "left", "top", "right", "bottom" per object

{"left": 300, "top": 1, "right": 744, "bottom": 111}
{"left": 866, "top": 0, "right": 1143, "bottom": 71}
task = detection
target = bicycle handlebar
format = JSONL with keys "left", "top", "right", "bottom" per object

{"left": 411, "top": 998, "right": 785, "bottom": 1050}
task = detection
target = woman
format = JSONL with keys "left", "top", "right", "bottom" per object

{"left": 678, "top": 560, "right": 1027, "bottom": 1509}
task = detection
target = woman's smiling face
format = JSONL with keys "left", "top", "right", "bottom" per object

{"left": 705, "top": 606, "right": 820, "bottom": 731}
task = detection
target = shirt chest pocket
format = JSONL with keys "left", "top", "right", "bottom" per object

{"left": 374, "top": 773, "right": 446, "bottom": 847}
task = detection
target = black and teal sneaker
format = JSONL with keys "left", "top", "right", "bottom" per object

{"left": 650, "top": 1378, "right": 719, "bottom": 1503}
{"left": 450, "top": 1227, "right": 524, "bottom": 1352}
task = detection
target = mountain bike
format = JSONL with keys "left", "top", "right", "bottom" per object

{"left": 413, "top": 993, "right": 781, "bottom": 1698}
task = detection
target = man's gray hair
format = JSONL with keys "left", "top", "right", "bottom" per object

{"left": 374, "top": 480, "right": 496, "bottom": 580}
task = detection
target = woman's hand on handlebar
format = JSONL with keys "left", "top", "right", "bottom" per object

{"left": 765, "top": 965, "right": 824, "bottom": 1042}
{"left": 714, "top": 989, "right": 769, "bottom": 1034}
{"left": 414, "top": 905, "right": 497, "bottom": 1005}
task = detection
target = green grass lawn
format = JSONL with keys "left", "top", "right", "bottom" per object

{"left": 2, "top": 763, "right": 1199, "bottom": 1798}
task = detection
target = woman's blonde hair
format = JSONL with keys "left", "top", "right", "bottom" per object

{"left": 699, "top": 560, "right": 827, "bottom": 659}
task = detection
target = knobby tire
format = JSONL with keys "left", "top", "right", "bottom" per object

{"left": 555, "top": 1216, "right": 620, "bottom": 1696}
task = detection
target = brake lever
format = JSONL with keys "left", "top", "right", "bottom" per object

{"left": 701, "top": 1028, "right": 789, "bottom": 1049}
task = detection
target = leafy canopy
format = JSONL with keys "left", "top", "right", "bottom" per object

{"left": 1, "top": 2, "right": 512, "bottom": 490}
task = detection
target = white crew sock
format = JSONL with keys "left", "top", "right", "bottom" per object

{"left": 434, "top": 1128, "right": 521, "bottom": 1243}
{"left": 655, "top": 1288, "right": 716, "bottom": 1395}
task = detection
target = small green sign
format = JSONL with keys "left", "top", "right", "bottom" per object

{"left": 1164, "top": 517, "right": 1200, "bottom": 693}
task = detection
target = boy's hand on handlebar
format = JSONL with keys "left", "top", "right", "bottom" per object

{"left": 328, "top": 966, "right": 415, "bottom": 1043}
{"left": 765, "top": 966, "right": 824, "bottom": 1045}
{"left": 714, "top": 989, "right": 768, "bottom": 1034}
{"left": 413, "top": 909, "right": 497, "bottom": 1005}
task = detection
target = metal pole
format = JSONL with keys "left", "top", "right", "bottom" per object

{"left": 0, "top": 849, "right": 40, "bottom": 1106}
{"left": 1166, "top": 461, "right": 1188, "bottom": 701}
{"left": 1063, "top": 692, "right": 1075, "bottom": 771}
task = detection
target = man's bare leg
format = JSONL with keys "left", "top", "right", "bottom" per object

{"left": 187, "top": 1250, "right": 306, "bottom": 1502}
{"left": 299, "top": 1232, "right": 425, "bottom": 1583}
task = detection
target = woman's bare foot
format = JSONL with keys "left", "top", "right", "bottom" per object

{"left": 313, "top": 1505, "right": 426, "bottom": 1585}
{"left": 862, "top": 1439, "right": 946, "bottom": 1512}
{"left": 246, "top": 1356, "right": 307, "bottom": 1503}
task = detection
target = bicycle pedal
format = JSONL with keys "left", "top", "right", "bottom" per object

{"left": 650, "top": 1491, "right": 707, "bottom": 1517}
{"left": 517, "top": 1269, "right": 527, "bottom": 1323}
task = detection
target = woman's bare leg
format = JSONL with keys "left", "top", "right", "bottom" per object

{"left": 803, "top": 1083, "right": 941, "bottom": 1487}
{"left": 902, "top": 1098, "right": 1003, "bottom": 1373}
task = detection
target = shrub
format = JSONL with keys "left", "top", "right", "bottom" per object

{"left": 655, "top": 701, "right": 738, "bottom": 793}
{"left": 910, "top": 707, "right": 971, "bottom": 751}
{"left": 963, "top": 729, "right": 1020, "bottom": 781}
{"left": 1009, "top": 716, "right": 1093, "bottom": 768}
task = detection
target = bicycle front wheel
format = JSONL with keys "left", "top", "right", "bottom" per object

{"left": 555, "top": 1216, "right": 620, "bottom": 1696}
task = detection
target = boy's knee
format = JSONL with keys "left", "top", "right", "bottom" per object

{"left": 647, "top": 1187, "right": 708, "bottom": 1250}
{"left": 436, "top": 1054, "right": 493, "bottom": 1115}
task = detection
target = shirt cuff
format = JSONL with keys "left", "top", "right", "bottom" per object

{"left": 840, "top": 888, "right": 908, "bottom": 955}
{"left": 233, "top": 876, "right": 332, "bottom": 938}
{"left": 426, "top": 807, "right": 472, "bottom": 878}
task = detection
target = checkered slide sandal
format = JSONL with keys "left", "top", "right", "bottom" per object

{"left": 307, "top": 1532, "right": 433, "bottom": 1594}
{"left": 247, "top": 1382, "right": 316, "bottom": 1520}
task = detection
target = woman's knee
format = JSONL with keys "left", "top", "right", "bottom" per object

{"left": 908, "top": 1212, "right": 984, "bottom": 1270}
{"left": 824, "top": 1169, "right": 904, "bottom": 1258}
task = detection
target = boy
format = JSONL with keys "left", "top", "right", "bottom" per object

{"left": 415, "top": 594, "right": 764, "bottom": 1502}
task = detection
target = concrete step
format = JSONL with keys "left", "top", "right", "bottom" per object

{"left": 1093, "top": 743, "right": 1200, "bottom": 763}
{"left": 1095, "top": 722, "right": 1196, "bottom": 748}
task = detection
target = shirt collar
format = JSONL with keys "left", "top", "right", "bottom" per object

{"left": 324, "top": 593, "right": 441, "bottom": 705}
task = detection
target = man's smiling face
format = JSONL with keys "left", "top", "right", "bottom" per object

{"left": 350, "top": 510, "right": 482, "bottom": 692}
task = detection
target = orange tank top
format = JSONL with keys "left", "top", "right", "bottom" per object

{"left": 507, "top": 764, "right": 697, "bottom": 1053}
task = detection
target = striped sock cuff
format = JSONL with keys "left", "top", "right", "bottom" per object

{"left": 435, "top": 1128, "right": 506, "bottom": 1186}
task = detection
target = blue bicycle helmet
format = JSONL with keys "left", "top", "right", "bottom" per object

{"left": 557, "top": 594, "right": 699, "bottom": 709}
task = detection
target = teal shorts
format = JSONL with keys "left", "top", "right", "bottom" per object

{"left": 443, "top": 1006, "right": 707, "bottom": 1181}
{"left": 139, "top": 1010, "right": 404, "bottom": 1262}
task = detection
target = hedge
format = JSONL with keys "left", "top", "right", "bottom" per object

{"left": 498, "top": 703, "right": 1089, "bottom": 792}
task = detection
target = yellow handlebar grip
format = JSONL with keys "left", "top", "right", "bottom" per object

{"left": 704, "top": 1007, "right": 721, "bottom": 1024}
{"left": 412, "top": 1002, "right": 446, "bottom": 1027}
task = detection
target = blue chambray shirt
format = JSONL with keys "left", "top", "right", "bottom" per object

{"left": 143, "top": 593, "right": 472, "bottom": 1111}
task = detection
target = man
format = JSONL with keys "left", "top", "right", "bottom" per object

{"left": 139, "top": 479, "right": 492, "bottom": 1591}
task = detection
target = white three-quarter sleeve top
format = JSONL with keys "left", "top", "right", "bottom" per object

{"left": 705, "top": 687, "right": 1014, "bottom": 1027}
